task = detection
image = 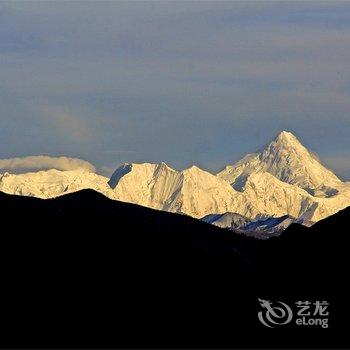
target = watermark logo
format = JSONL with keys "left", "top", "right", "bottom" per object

{"left": 258, "top": 299, "right": 329, "bottom": 328}
{"left": 258, "top": 299, "right": 293, "bottom": 328}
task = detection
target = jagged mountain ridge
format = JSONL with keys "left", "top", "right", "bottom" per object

{"left": 108, "top": 162, "right": 259, "bottom": 219}
{"left": 105, "top": 131, "right": 350, "bottom": 222}
{"left": 1, "top": 131, "right": 350, "bottom": 226}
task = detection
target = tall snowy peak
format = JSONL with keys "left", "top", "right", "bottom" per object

{"left": 218, "top": 131, "right": 342, "bottom": 197}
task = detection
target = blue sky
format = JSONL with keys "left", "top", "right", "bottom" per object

{"left": 1, "top": 1, "right": 350, "bottom": 178}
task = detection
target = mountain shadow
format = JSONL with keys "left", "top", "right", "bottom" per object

{"left": 0, "top": 190, "right": 349, "bottom": 349}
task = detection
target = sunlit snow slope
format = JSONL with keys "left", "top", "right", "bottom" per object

{"left": 1, "top": 131, "right": 350, "bottom": 225}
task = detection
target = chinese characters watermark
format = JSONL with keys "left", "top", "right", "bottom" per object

{"left": 258, "top": 298, "right": 329, "bottom": 328}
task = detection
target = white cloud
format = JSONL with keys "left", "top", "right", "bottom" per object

{"left": 0, "top": 156, "right": 96, "bottom": 173}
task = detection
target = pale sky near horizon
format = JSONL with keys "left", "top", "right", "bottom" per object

{"left": 1, "top": 1, "right": 350, "bottom": 179}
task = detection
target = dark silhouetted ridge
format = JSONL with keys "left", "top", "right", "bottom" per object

{"left": 0, "top": 190, "right": 349, "bottom": 349}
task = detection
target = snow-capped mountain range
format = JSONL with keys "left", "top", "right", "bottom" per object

{"left": 1, "top": 131, "right": 350, "bottom": 232}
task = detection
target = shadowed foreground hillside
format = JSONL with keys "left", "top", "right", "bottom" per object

{"left": 0, "top": 190, "right": 349, "bottom": 349}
